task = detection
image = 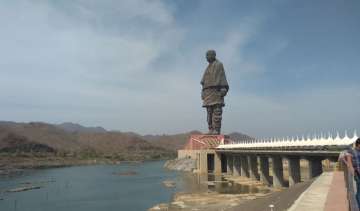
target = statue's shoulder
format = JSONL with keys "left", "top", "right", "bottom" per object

{"left": 214, "top": 60, "right": 224, "bottom": 68}
{"left": 215, "top": 59, "right": 223, "bottom": 65}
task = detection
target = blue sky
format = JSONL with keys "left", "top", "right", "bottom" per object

{"left": 0, "top": 0, "right": 359, "bottom": 138}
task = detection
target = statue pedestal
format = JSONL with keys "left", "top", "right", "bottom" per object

{"left": 184, "top": 134, "right": 230, "bottom": 150}
{"left": 179, "top": 134, "right": 230, "bottom": 174}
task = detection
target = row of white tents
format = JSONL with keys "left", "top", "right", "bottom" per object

{"left": 218, "top": 131, "right": 358, "bottom": 149}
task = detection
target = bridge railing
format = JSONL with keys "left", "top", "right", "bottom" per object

{"left": 342, "top": 160, "right": 359, "bottom": 211}
{"left": 218, "top": 130, "right": 358, "bottom": 149}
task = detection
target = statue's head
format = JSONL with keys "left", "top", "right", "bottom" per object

{"left": 206, "top": 50, "right": 216, "bottom": 63}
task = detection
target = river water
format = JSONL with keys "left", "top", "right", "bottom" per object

{"left": 0, "top": 161, "right": 185, "bottom": 211}
{"left": 0, "top": 160, "right": 270, "bottom": 211}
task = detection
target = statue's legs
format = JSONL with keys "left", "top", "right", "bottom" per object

{"left": 212, "top": 105, "right": 223, "bottom": 135}
{"left": 206, "top": 106, "right": 214, "bottom": 132}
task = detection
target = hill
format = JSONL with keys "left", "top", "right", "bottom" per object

{"left": 76, "top": 132, "right": 174, "bottom": 160}
{"left": 57, "top": 122, "right": 107, "bottom": 133}
{"left": 0, "top": 121, "right": 254, "bottom": 162}
{"left": 143, "top": 130, "right": 202, "bottom": 150}
{"left": 0, "top": 121, "right": 82, "bottom": 152}
{"left": 0, "top": 132, "right": 55, "bottom": 153}
{"left": 0, "top": 121, "right": 174, "bottom": 160}
{"left": 228, "top": 132, "right": 254, "bottom": 142}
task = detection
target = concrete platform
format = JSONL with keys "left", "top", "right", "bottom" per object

{"left": 288, "top": 171, "right": 349, "bottom": 211}
{"left": 324, "top": 171, "right": 348, "bottom": 211}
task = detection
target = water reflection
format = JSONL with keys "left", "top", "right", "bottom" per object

{"left": 0, "top": 162, "right": 182, "bottom": 211}
{"left": 179, "top": 173, "right": 270, "bottom": 194}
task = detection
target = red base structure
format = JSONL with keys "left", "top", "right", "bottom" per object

{"left": 183, "top": 134, "right": 230, "bottom": 150}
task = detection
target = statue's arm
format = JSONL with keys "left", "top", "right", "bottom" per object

{"left": 218, "top": 63, "right": 229, "bottom": 96}
{"left": 220, "top": 87, "right": 228, "bottom": 97}
{"left": 200, "top": 70, "right": 206, "bottom": 86}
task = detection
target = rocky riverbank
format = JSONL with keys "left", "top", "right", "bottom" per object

{"left": 163, "top": 180, "right": 313, "bottom": 211}
{"left": 163, "top": 158, "right": 196, "bottom": 172}
{"left": 149, "top": 175, "right": 273, "bottom": 211}
{"left": 0, "top": 155, "right": 129, "bottom": 178}
{"left": 0, "top": 156, "right": 89, "bottom": 177}
{"left": 149, "top": 171, "right": 312, "bottom": 211}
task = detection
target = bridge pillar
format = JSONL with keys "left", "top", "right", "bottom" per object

{"left": 227, "top": 155, "right": 234, "bottom": 175}
{"left": 248, "top": 155, "right": 260, "bottom": 180}
{"left": 272, "top": 156, "right": 285, "bottom": 188}
{"left": 307, "top": 157, "right": 323, "bottom": 179}
{"left": 214, "top": 174, "right": 223, "bottom": 191}
{"left": 199, "top": 151, "right": 208, "bottom": 174}
{"left": 240, "top": 156, "right": 249, "bottom": 177}
{"left": 288, "top": 157, "right": 301, "bottom": 186}
{"left": 233, "top": 156, "right": 241, "bottom": 176}
{"left": 214, "top": 152, "right": 222, "bottom": 174}
{"left": 259, "top": 156, "right": 271, "bottom": 185}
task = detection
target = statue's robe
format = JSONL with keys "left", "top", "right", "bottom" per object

{"left": 200, "top": 59, "right": 229, "bottom": 107}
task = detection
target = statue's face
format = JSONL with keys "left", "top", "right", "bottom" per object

{"left": 206, "top": 51, "right": 216, "bottom": 63}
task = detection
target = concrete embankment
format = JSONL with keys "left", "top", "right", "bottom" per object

{"left": 228, "top": 180, "right": 314, "bottom": 211}
{"left": 164, "top": 158, "right": 196, "bottom": 172}
{"left": 151, "top": 171, "right": 348, "bottom": 211}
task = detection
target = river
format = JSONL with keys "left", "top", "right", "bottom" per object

{"left": 0, "top": 161, "right": 185, "bottom": 211}
{"left": 0, "top": 160, "right": 275, "bottom": 211}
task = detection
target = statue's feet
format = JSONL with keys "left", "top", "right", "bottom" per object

{"left": 213, "top": 131, "right": 220, "bottom": 135}
{"left": 207, "top": 130, "right": 220, "bottom": 135}
{"left": 207, "top": 129, "right": 214, "bottom": 135}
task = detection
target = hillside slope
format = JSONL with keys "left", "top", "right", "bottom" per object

{"left": 0, "top": 121, "right": 254, "bottom": 161}
{"left": 0, "top": 121, "right": 175, "bottom": 160}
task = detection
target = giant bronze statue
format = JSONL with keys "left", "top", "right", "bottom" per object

{"left": 201, "top": 50, "right": 229, "bottom": 135}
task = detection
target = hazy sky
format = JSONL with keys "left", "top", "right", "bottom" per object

{"left": 0, "top": 0, "right": 359, "bottom": 138}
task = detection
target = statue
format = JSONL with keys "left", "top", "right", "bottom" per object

{"left": 200, "top": 50, "right": 229, "bottom": 135}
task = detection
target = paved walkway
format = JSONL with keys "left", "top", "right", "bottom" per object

{"left": 288, "top": 171, "right": 349, "bottom": 211}
{"left": 324, "top": 171, "right": 348, "bottom": 211}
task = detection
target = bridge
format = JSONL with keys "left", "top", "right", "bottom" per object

{"left": 178, "top": 131, "right": 359, "bottom": 210}
{"left": 178, "top": 131, "right": 358, "bottom": 188}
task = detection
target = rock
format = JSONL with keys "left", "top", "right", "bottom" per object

{"left": 148, "top": 203, "right": 169, "bottom": 211}
{"left": 163, "top": 180, "right": 176, "bottom": 188}
{"left": 7, "top": 186, "right": 41, "bottom": 192}
{"left": 171, "top": 201, "right": 187, "bottom": 209}
{"left": 164, "top": 158, "right": 196, "bottom": 172}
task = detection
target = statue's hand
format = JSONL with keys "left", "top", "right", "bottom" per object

{"left": 220, "top": 88, "right": 227, "bottom": 97}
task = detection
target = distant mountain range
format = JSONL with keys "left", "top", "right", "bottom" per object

{"left": 0, "top": 121, "right": 253, "bottom": 160}
{"left": 57, "top": 122, "right": 107, "bottom": 133}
